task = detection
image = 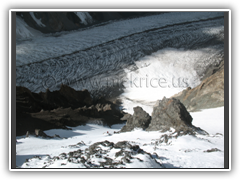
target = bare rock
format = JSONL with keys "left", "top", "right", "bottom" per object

{"left": 120, "top": 106, "right": 151, "bottom": 132}
{"left": 146, "top": 97, "right": 193, "bottom": 132}
{"left": 120, "top": 113, "right": 132, "bottom": 121}
{"left": 172, "top": 64, "right": 224, "bottom": 112}
{"left": 34, "top": 129, "right": 49, "bottom": 138}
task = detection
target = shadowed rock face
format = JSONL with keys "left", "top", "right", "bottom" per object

{"left": 17, "top": 12, "right": 156, "bottom": 34}
{"left": 146, "top": 97, "right": 193, "bottom": 132}
{"left": 16, "top": 85, "right": 124, "bottom": 136}
{"left": 120, "top": 106, "right": 151, "bottom": 132}
{"left": 172, "top": 63, "right": 224, "bottom": 112}
{"left": 16, "top": 84, "right": 92, "bottom": 113}
{"left": 20, "top": 12, "right": 80, "bottom": 33}
{"left": 120, "top": 97, "right": 199, "bottom": 134}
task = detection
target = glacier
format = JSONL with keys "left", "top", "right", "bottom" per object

{"left": 16, "top": 12, "right": 224, "bottom": 98}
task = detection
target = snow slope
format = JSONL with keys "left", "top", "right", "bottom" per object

{"left": 16, "top": 16, "right": 42, "bottom": 40}
{"left": 29, "top": 12, "right": 46, "bottom": 27}
{"left": 16, "top": 107, "right": 224, "bottom": 169}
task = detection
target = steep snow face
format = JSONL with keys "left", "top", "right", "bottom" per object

{"left": 74, "top": 12, "right": 93, "bottom": 25}
{"left": 16, "top": 107, "right": 224, "bottom": 168}
{"left": 29, "top": 12, "right": 46, "bottom": 27}
{"left": 16, "top": 16, "right": 42, "bottom": 40}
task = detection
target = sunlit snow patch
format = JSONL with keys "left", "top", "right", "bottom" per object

{"left": 74, "top": 12, "right": 93, "bottom": 25}
{"left": 120, "top": 47, "right": 222, "bottom": 114}
{"left": 16, "top": 107, "right": 224, "bottom": 169}
{"left": 29, "top": 12, "right": 46, "bottom": 27}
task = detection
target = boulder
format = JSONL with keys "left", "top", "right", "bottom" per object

{"left": 146, "top": 97, "right": 193, "bottom": 132}
{"left": 120, "top": 106, "right": 151, "bottom": 132}
{"left": 132, "top": 107, "right": 151, "bottom": 129}
{"left": 34, "top": 129, "right": 48, "bottom": 138}
{"left": 120, "top": 98, "right": 193, "bottom": 133}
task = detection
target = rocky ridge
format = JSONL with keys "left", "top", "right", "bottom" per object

{"left": 16, "top": 85, "right": 125, "bottom": 136}
{"left": 120, "top": 97, "right": 207, "bottom": 136}
{"left": 17, "top": 12, "right": 158, "bottom": 34}
{"left": 172, "top": 62, "right": 224, "bottom": 112}
{"left": 146, "top": 97, "right": 193, "bottom": 131}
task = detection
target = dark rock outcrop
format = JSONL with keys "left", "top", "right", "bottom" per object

{"left": 146, "top": 97, "right": 193, "bottom": 132}
{"left": 120, "top": 106, "right": 151, "bottom": 132}
{"left": 18, "top": 12, "right": 82, "bottom": 33}
{"left": 16, "top": 12, "right": 160, "bottom": 34}
{"left": 16, "top": 85, "right": 124, "bottom": 136}
{"left": 120, "top": 97, "right": 206, "bottom": 136}
{"left": 120, "top": 113, "right": 132, "bottom": 121}
{"left": 16, "top": 84, "right": 92, "bottom": 114}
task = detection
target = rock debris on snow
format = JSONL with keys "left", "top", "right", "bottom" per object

{"left": 21, "top": 140, "right": 164, "bottom": 168}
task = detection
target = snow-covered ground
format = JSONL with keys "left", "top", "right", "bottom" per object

{"left": 16, "top": 16, "right": 43, "bottom": 40}
{"left": 16, "top": 106, "right": 224, "bottom": 169}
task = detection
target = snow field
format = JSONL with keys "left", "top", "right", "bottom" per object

{"left": 16, "top": 107, "right": 224, "bottom": 168}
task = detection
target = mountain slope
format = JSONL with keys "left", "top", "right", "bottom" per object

{"left": 16, "top": 12, "right": 155, "bottom": 34}
{"left": 172, "top": 62, "right": 224, "bottom": 112}
{"left": 14, "top": 12, "right": 226, "bottom": 169}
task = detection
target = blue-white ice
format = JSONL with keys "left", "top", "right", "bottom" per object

{"left": 16, "top": 12, "right": 223, "bottom": 66}
{"left": 16, "top": 12, "right": 224, "bottom": 96}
